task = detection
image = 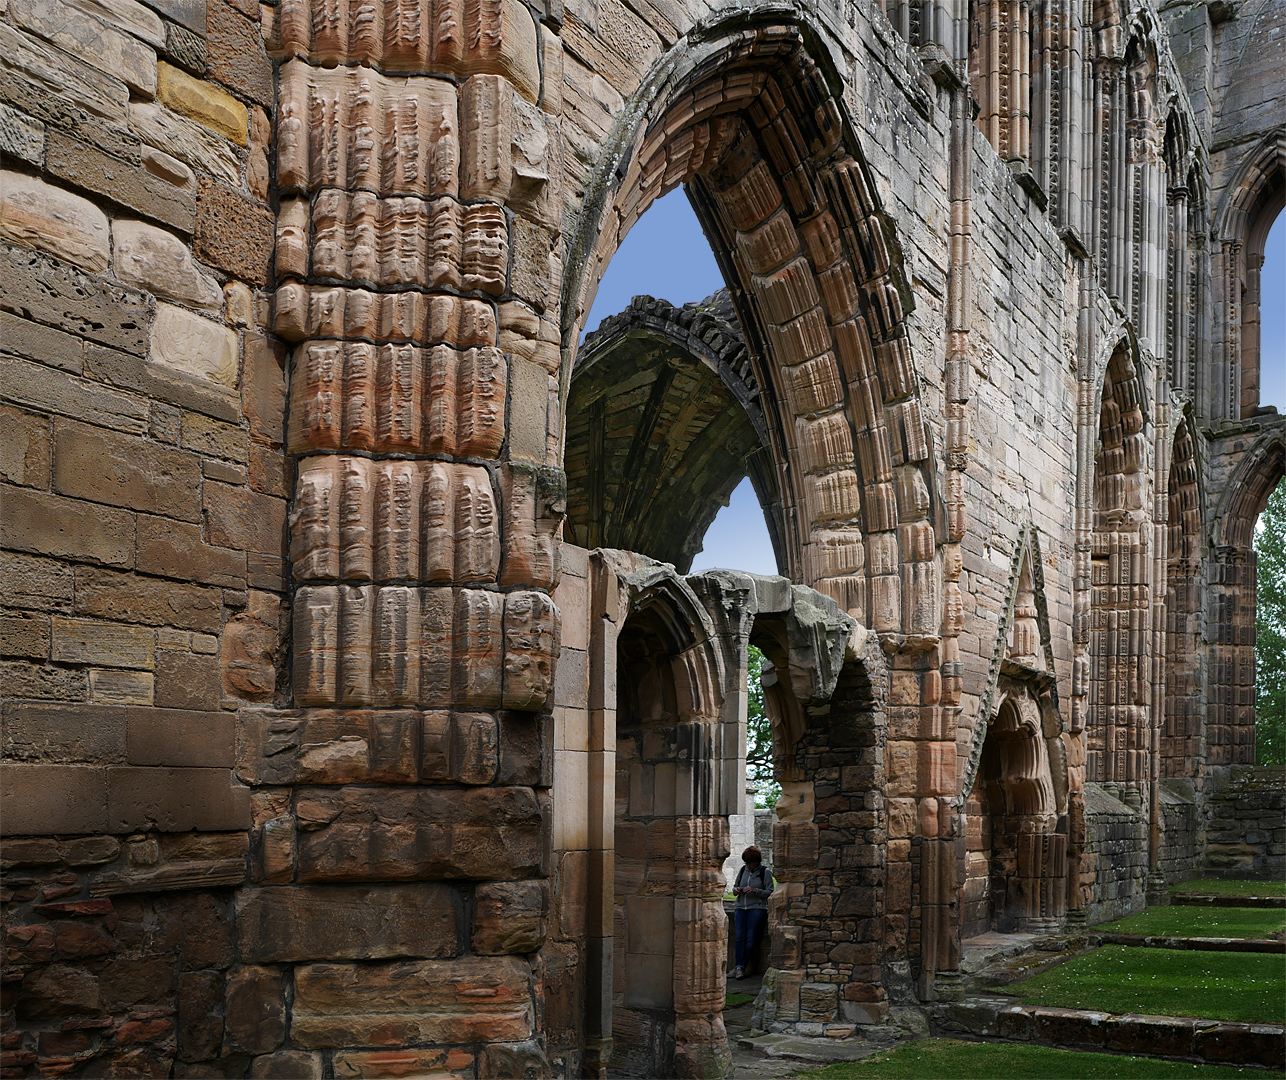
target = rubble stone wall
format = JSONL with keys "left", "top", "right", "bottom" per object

{"left": 1204, "top": 766, "right": 1286, "bottom": 880}
{"left": 1081, "top": 784, "right": 1150, "bottom": 925}
{"left": 1157, "top": 779, "right": 1204, "bottom": 887}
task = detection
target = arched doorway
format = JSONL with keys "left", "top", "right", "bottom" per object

{"left": 974, "top": 693, "right": 1064, "bottom": 933}
{"left": 611, "top": 570, "right": 731, "bottom": 1079}
{"left": 592, "top": 562, "right": 865, "bottom": 1074}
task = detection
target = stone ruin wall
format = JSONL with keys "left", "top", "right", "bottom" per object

{"left": 1, "top": 0, "right": 1284, "bottom": 1074}
{"left": 1204, "top": 766, "right": 1286, "bottom": 880}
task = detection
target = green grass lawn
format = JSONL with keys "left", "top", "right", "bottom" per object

{"left": 1170, "top": 878, "right": 1286, "bottom": 897}
{"left": 1099, "top": 905, "right": 1286, "bottom": 939}
{"left": 797, "top": 1039, "right": 1276, "bottom": 1079}
{"left": 1002, "top": 945, "right": 1286, "bottom": 1024}
{"left": 726, "top": 991, "right": 755, "bottom": 1007}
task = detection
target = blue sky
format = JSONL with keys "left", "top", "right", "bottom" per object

{"left": 1259, "top": 217, "right": 1285, "bottom": 409}
{"left": 584, "top": 190, "right": 1286, "bottom": 577}
{"left": 584, "top": 189, "right": 781, "bottom": 575}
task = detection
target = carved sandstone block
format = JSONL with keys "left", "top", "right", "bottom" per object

{"left": 298, "top": 190, "right": 507, "bottom": 295}
{"left": 421, "top": 710, "right": 498, "bottom": 784}
{"left": 236, "top": 884, "right": 459, "bottom": 962}
{"left": 237, "top": 709, "right": 421, "bottom": 785}
{"left": 150, "top": 303, "right": 239, "bottom": 387}
{"left": 498, "top": 299, "right": 559, "bottom": 374}
{"left": 224, "top": 965, "right": 286, "bottom": 1054}
{"left": 716, "top": 159, "right": 781, "bottom": 232}
{"left": 292, "top": 785, "right": 542, "bottom": 882}
{"left": 290, "top": 457, "right": 499, "bottom": 585}
{"left": 112, "top": 219, "right": 222, "bottom": 312}
{"left": 795, "top": 412, "right": 854, "bottom": 475}
{"left": 779, "top": 352, "right": 843, "bottom": 418}
{"left": 502, "top": 591, "right": 559, "bottom": 710}
{"left": 672, "top": 899, "right": 725, "bottom": 1014}
{"left": 735, "top": 208, "right": 801, "bottom": 276}
{"left": 500, "top": 463, "right": 564, "bottom": 590}
{"left": 1, "top": 170, "right": 110, "bottom": 273}
{"left": 273, "top": 0, "right": 538, "bottom": 103}
{"left": 291, "top": 957, "right": 534, "bottom": 1047}
{"left": 277, "top": 62, "right": 459, "bottom": 197}
{"left": 765, "top": 305, "right": 831, "bottom": 365}
{"left": 273, "top": 284, "right": 497, "bottom": 348}
{"left": 471, "top": 879, "right": 546, "bottom": 954}
{"left": 287, "top": 341, "right": 505, "bottom": 457}
{"left": 752, "top": 256, "right": 820, "bottom": 327}
{"left": 223, "top": 590, "right": 288, "bottom": 702}
{"left": 157, "top": 61, "right": 246, "bottom": 145}
{"left": 461, "top": 75, "right": 558, "bottom": 224}
{"left": 802, "top": 526, "right": 865, "bottom": 581}
{"left": 333, "top": 1049, "right": 476, "bottom": 1077}
{"left": 454, "top": 588, "right": 504, "bottom": 709}
{"left": 804, "top": 470, "right": 862, "bottom": 527}
{"left": 292, "top": 587, "right": 551, "bottom": 711}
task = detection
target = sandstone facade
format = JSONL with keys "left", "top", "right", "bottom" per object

{"left": 1, "top": 0, "right": 1284, "bottom": 1076}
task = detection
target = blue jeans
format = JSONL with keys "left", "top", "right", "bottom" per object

{"left": 734, "top": 908, "right": 767, "bottom": 971}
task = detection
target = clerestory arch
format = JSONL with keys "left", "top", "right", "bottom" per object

{"left": 1213, "top": 425, "right": 1286, "bottom": 554}
{"left": 560, "top": 16, "right": 941, "bottom": 642}
{"left": 1215, "top": 130, "right": 1285, "bottom": 419}
{"left": 1207, "top": 424, "right": 1286, "bottom": 766}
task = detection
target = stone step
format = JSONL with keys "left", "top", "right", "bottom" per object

{"left": 735, "top": 1031, "right": 896, "bottom": 1066}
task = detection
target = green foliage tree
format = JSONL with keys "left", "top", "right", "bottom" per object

{"left": 745, "top": 644, "right": 781, "bottom": 807}
{"left": 1254, "top": 482, "right": 1286, "bottom": 767}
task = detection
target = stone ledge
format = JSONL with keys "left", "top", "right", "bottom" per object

{"left": 0, "top": 764, "right": 250, "bottom": 835}
{"left": 1172, "top": 894, "right": 1286, "bottom": 909}
{"left": 934, "top": 999, "right": 1286, "bottom": 1070}
{"left": 1092, "top": 932, "right": 1286, "bottom": 954}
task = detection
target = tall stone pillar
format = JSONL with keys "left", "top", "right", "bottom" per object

{"left": 242, "top": 0, "right": 566, "bottom": 1068}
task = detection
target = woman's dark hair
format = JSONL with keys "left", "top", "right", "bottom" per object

{"left": 742, "top": 846, "right": 762, "bottom": 864}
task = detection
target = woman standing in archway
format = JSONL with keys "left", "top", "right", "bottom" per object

{"left": 730, "top": 845, "right": 774, "bottom": 980}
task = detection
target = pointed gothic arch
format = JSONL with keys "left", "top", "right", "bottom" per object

{"left": 958, "top": 526, "right": 1069, "bottom": 935}
{"left": 1087, "top": 340, "right": 1152, "bottom": 788}
{"left": 561, "top": 17, "right": 940, "bottom": 644}
{"left": 1207, "top": 426, "right": 1286, "bottom": 767}
{"left": 611, "top": 564, "right": 732, "bottom": 1078}
{"left": 564, "top": 292, "right": 786, "bottom": 572}
{"left": 1163, "top": 408, "right": 1203, "bottom": 776}
{"left": 1215, "top": 131, "right": 1286, "bottom": 419}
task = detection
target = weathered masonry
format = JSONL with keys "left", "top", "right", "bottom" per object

{"left": 1, "top": 0, "right": 1283, "bottom": 1074}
